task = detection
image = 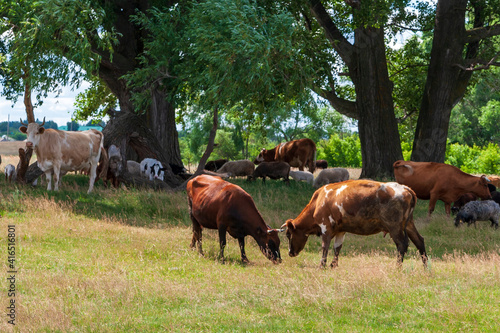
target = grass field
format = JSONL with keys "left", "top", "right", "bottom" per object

{"left": 1, "top": 150, "right": 499, "bottom": 332}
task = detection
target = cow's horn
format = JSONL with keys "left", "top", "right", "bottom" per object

{"left": 20, "top": 118, "right": 28, "bottom": 126}
{"left": 277, "top": 228, "right": 285, "bottom": 232}
{"left": 280, "top": 222, "right": 287, "bottom": 229}
{"left": 40, "top": 116, "right": 46, "bottom": 127}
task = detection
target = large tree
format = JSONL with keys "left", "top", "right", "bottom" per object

{"left": 412, "top": 0, "right": 500, "bottom": 162}
{"left": 292, "top": 0, "right": 426, "bottom": 178}
{"left": 0, "top": 0, "right": 185, "bottom": 177}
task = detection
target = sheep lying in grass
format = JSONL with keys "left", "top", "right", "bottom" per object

{"left": 454, "top": 200, "right": 500, "bottom": 229}
{"left": 289, "top": 170, "right": 314, "bottom": 185}
{"left": 313, "top": 167, "right": 349, "bottom": 188}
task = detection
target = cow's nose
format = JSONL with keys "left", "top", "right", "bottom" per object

{"left": 26, "top": 141, "right": 33, "bottom": 148}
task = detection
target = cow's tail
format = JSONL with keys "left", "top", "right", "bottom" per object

{"left": 98, "top": 135, "right": 109, "bottom": 180}
{"left": 393, "top": 160, "right": 413, "bottom": 176}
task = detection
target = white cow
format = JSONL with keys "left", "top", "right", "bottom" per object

{"left": 140, "top": 158, "right": 166, "bottom": 181}
{"left": 19, "top": 118, "right": 108, "bottom": 193}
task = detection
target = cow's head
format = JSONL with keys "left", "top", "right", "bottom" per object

{"left": 19, "top": 117, "right": 45, "bottom": 149}
{"left": 254, "top": 147, "right": 276, "bottom": 165}
{"left": 477, "top": 175, "right": 493, "bottom": 200}
{"left": 263, "top": 227, "right": 282, "bottom": 264}
{"left": 149, "top": 163, "right": 167, "bottom": 180}
{"left": 281, "top": 219, "right": 308, "bottom": 257}
{"left": 253, "top": 148, "right": 267, "bottom": 165}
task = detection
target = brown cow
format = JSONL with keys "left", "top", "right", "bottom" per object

{"left": 393, "top": 160, "right": 491, "bottom": 217}
{"left": 187, "top": 174, "right": 282, "bottom": 264}
{"left": 281, "top": 179, "right": 427, "bottom": 268}
{"left": 19, "top": 118, "right": 108, "bottom": 193}
{"left": 254, "top": 138, "right": 316, "bottom": 172}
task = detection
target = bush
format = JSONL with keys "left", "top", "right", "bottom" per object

{"left": 446, "top": 142, "right": 500, "bottom": 175}
{"left": 317, "top": 133, "right": 362, "bottom": 168}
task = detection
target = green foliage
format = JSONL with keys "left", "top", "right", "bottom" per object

{"left": 317, "top": 133, "right": 362, "bottom": 168}
{"left": 73, "top": 77, "right": 117, "bottom": 122}
{"left": 0, "top": 0, "right": 116, "bottom": 106}
{"left": 445, "top": 142, "right": 500, "bottom": 175}
{"left": 449, "top": 68, "right": 500, "bottom": 146}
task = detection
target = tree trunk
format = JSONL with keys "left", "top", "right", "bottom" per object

{"left": 102, "top": 110, "right": 184, "bottom": 188}
{"left": 411, "top": 0, "right": 471, "bottom": 162}
{"left": 352, "top": 27, "right": 403, "bottom": 179}
{"left": 308, "top": 0, "right": 402, "bottom": 179}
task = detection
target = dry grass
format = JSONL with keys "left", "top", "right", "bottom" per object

{"left": 0, "top": 184, "right": 499, "bottom": 331}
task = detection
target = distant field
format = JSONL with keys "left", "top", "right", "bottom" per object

{"left": 0, "top": 141, "right": 25, "bottom": 156}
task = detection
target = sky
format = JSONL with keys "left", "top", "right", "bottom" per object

{"left": 0, "top": 81, "right": 90, "bottom": 127}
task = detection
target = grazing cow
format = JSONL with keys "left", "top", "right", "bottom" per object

{"left": 281, "top": 179, "right": 427, "bottom": 268}
{"left": 217, "top": 160, "right": 254, "bottom": 177}
{"left": 249, "top": 161, "right": 290, "bottom": 183}
{"left": 393, "top": 160, "right": 491, "bottom": 217}
{"left": 313, "top": 168, "right": 350, "bottom": 188}
{"left": 315, "top": 159, "right": 328, "bottom": 170}
{"left": 187, "top": 175, "right": 282, "bottom": 264}
{"left": 289, "top": 170, "right": 314, "bottom": 185}
{"left": 4, "top": 164, "right": 16, "bottom": 183}
{"left": 254, "top": 138, "right": 316, "bottom": 173}
{"left": 455, "top": 200, "right": 500, "bottom": 229}
{"left": 140, "top": 158, "right": 166, "bottom": 181}
{"left": 205, "top": 159, "right": 228, "bottom": 172}
{"left": 19, "top": 118, "right": 107, "bottom": 193}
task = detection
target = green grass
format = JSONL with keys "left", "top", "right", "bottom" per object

{"left": 1, "top": 174, "right": 499, "bottom": 332}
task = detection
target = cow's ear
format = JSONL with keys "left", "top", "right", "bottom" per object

{"left": 38, "top": 127, "right": 45, "bottom": 134}
{"left": 19, "top": 126, "right": 27, "bottom": 134}
{"left": 286, "top": 219, "right": 295, "bottom": 231}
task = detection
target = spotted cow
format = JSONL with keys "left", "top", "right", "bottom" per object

{"left": 282, "top": 179, "right": 427, "bottom": 268}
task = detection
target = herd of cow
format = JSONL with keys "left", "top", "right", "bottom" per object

{"left": 2, "top": 121, "right": 500, "bottom": 269}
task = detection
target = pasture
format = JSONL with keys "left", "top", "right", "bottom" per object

{"left": 0, "top": 150, "right": 499, "bottom": 332}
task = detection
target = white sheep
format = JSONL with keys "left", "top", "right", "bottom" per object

{"left": 4, "top": 164, "right": 16, "bottom": 183}
{"left": 289, "top": 170, "right": 314, "bottom": 185}
{"left": 313, "top": 168, "right": 349, "bottom": 188}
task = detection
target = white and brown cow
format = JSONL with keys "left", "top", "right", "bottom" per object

{"left": 20, "top": 118, "right": 107, "bottom": 193}
{"left": 282, "top": 179, "right": 427, "bottom": 268}
{"left": 254, "top": 138, "right": 316, "bottom": 172}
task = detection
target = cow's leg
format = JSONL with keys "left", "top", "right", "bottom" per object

{"left": 52, "top": 163, "right": 62, "bottom": 191}
{"left": 406, "top": 221, "right": 428, "bottom": 268}
{"left": 238, "top": 237, "right": 249, "bottom": 263}
{"left": 428, "top": 194, "right": 439, "bottom": 218}
{"left": 88, "top": 162, "right": 98, "bottom": 193}
{"left": 444, "top": 202, "right": 452, "bottom": 217}
{"left": 45, "top": 171, "right": 53, "bottom": 191}
{"left": 490, "top": 218, "right": 499, "bottom": 229}
{"left": 218, "top": 226, "right": 227, "bottom": 264}
{"left": 320, "top": 234, "right": 332, "bottom": 268}
{"left": 330, "top": 232, "right": 346, "bottom": 268}
{"left": 390, "top": 229, "right": 409, "bottom": 267}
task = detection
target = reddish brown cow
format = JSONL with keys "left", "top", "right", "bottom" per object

{"left": 393, "top": 160, "right": 492, "bottom": 217}
{"left": 187, "top": 175, "right": 282, "bottom": 264}
{"left": 281, "top": 179, "right": 427, "bottom": 268}
{"left": 254, "top": 138, "right": 316, "bottom": 172}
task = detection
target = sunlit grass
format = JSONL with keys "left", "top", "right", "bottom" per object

{"left": 0, "top": 171, "right": 499, "bottom": 332}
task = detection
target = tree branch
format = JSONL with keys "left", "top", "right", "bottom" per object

{"left": 454, "top": 56, "right": 500, "bottom": 71}
{"left": 465, "top": 24, "right": 500, "bottom": 43}
{"left": 308, "top": 0, "right": 355, "bottom": 66}
{"left": 315, "top": 85, "right": 359, "bottom": 120}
